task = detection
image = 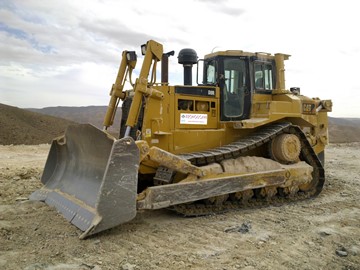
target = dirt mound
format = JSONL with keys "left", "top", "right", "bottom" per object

{"left": 0, "top": 103, "right": 76, "bottom": 145}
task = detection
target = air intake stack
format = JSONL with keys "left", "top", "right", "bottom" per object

{"left": 178, "top": 48, "right": 198, "bottom": 86}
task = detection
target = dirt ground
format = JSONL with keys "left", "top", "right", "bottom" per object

{"left": 0, "top": 143, "right": 359, "bottom": 270}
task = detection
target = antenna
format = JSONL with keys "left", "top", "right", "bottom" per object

{"left": 211, "top": 46, "right": 219, "bottom": 53}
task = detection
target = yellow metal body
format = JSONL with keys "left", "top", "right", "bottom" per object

{"left": 111, "top": 40, "right": 332, "bottom": 175}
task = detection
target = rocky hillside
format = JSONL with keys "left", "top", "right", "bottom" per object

{"left": 0, "top": 103, "right": 75, "bottom": 145}
{"left": 328, "top": 117, "right": 360, "bottom": 143}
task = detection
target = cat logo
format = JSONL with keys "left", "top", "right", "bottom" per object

{"left": 302, "top": 103, "right": 315, "bottom": 114}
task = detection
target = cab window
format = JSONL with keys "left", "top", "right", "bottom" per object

{"left": 254, "top": 62, "right": 273, "bottom": 90}
{"left": 203, "top": 60, "right": 216, "bottom": 85}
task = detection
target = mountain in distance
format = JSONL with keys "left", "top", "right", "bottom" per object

{"left": 27, "top": 105, "right": 122, "bottom": 136}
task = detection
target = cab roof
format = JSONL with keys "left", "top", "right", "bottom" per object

{"left": 204, "top": 50, "right": 290, "bottom": 61}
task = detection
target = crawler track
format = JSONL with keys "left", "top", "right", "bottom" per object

{"left": 171, "top": 122, "right": 324, "bottom": 216}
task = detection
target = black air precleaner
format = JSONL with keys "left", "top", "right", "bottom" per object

{"left": 178, "top": 48, "right": 198, "bottom": 86}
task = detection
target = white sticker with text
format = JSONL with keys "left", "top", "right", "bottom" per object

{"left": 180, "top": 113, "right": 208, "bottom": 125}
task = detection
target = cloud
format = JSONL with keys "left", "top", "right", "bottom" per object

{"left": 78, "top": 18, "right": 158, "bottom": 49}
{"left": 194, "top": 0, "right": 245, "bottom": 16}
{"left": 0, "top": 22, "right": 54, "bottom": 53}
{"left": 217, "top": 6, "right": 245, "bottom": 16}
{"left": 0, "top": 0, "right": 174, "bottom": 70}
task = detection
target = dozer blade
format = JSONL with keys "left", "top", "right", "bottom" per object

{"left": 30, "top": 124, "right": 139, "bottom": 239}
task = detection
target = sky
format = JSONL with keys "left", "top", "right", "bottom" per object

{"left": 0, "top": 0, "right": 359, "bottom": 117}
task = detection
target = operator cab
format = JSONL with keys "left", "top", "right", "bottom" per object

{"left": 200, "top": 51, "right": 276, "bottom": 122}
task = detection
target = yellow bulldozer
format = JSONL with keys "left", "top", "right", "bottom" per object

{"left": 30, "top": 40, "right": 332, "bottom": 239}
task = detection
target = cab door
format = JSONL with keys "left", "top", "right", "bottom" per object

{"left": 220, "top": 57, "right": 251, "bottom": 121}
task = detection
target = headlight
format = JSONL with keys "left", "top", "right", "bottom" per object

{"left": 126, "top": 51, "right": 137, "bottom": 61}
{"left": 141, "top": 44, "right": 147, "bottom": 55}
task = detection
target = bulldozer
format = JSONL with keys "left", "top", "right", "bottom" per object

{"left": 30, "top": 40, "right": 332, "bottom": 239}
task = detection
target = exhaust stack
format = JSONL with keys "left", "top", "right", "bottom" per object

{"left": 161, "top": 51, "right": 175, "bottom": 84}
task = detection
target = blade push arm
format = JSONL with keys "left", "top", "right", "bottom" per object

{"left": 124, "top": 40, "right": 163, "bottom": 137}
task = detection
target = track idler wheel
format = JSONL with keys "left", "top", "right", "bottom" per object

{"left": 270, "top": 134, "right": 301, "bottom": 164}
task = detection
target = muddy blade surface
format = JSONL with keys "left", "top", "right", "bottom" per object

{"left": 30, "top": 124, "right": 139, "bottom": 239}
